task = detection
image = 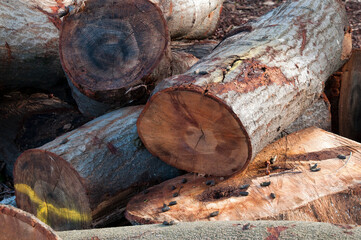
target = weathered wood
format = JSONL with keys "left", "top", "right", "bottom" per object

{"left": 0, "top": 92, "right": 88, "bottom": 177}
{"left": 0, "top": 204, "right": 60, "bottom": 240}
{"left": 150, "top": 0, "right": 224, "bottom": 39}
{"left": 126, "top": 127, "right": 361, "bottom": 225}
{"left": 14, "top": 106, "right": 182, "bottom": 230}
{"left": 68, "top": 51, "right": 198, "bottom": 117}
{"left": 339, "top": 49, "right": 361, "bottom": 142}
{"left": 137, "top": 0, "right": 350, "bottom": 176}
{"left": 171, "top": 40, "right": 219, "bottom": 59}
{"left": 0, "top": 0, "right": 72, "bottom": 92}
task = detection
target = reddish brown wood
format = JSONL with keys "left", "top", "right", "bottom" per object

{"left": 0, "top": 204, "right": 60, "bottom": 240}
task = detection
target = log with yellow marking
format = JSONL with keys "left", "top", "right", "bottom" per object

{"left": 14, "top": 106, "right": 181, "bottom": 230}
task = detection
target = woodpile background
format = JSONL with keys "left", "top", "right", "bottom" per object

{"left": 0, "top": 0, "right": 360, "bottom": 234}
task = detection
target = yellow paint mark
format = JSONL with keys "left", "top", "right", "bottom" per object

{"left": 15, "top": 184, "right": 91, "bottom": 224}
{"left": 229, "top": 60, "right": 243, "bottom": 72}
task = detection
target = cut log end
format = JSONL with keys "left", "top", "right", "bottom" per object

{"left": 138, "top": 88, "right": 251, "bottom": 176}
{"left": 14, "top": 150, "right": 91, "bottom": 230}
{"left": 0, "top": 205, "right": 60, "bottom": 240}
{"left": 60, "top": 0, "right": 168, "bottom": 103}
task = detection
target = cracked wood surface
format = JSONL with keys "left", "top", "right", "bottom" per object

{"left": 14, "top": 106, "right": 182, "bottom": 230}
{"left": 137, "top": 0, "right": 350, "bottom": 176}
{"left": 126, "top": 127, "right": 361, "bottom": 225}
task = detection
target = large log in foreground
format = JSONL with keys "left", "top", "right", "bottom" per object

{"left": 14, "top": 106, "right": 182, "bottom": 231}
{"left": 126, "top": 127, "right": 361, "bottom": 225}
{"left": 0, "top": 0, "right": 70, "bottom": 92}
{"left": 137, "top": 0, "right": 351, "bottom": 176}
{"left": 0, "top": 205, "right": 60, "bottom": 240}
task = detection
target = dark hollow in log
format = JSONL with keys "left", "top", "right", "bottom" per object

{"left": 14, "top": 106, "right": 182, "bottom": 230}
{"left": 0, "top": 204, "right": 60, "bottom": 240}
{"left": 0, "top": 92, "right": 88, "bottom": 177}
{"left": 339, "top": 49, "right": 361, "bottom": 142}
{"left": 137, "top": 0, "right": 350, "bottom": 176}
{"left": 126, "top": 127, "right": 361, "bottom": 225}
{"left": 60, "top": 0, "right": 169, "bottom": 105}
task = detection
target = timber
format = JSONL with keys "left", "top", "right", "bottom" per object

{"left": 126, "top": 127, "right": 361, "bottom": 225}
{"left": 0, "top": 0, "right": 71, "bottom": 92}
{"left": 339, "top": 49, "right": 361, "bottom": 142}
{"left": 14, "top": 106, "right": 182, "bottom": 230}
{"left": 68, "top": 50, "right": 199, "bottom": 117}
{"left": 0, "top": 92, "right": 88, "bottom": 177}
{"left": 137, "top": 0, "right": 350, "bottom": 176}
{"left": 0, "top": 205, "right": 60, "bottom": 240}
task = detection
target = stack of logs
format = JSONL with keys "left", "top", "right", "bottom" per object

{"left": 1, "top": 0, "right": 359, "bottom": 232}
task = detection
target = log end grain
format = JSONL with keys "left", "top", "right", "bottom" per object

{"left": 59, "top": 0, "right": 169, "bottom": 104}
{"left": 14, "top": 150, "right": 91, "bottom": 230}
{"left": 137, "top": 86, "right": 251, "bottom": 176}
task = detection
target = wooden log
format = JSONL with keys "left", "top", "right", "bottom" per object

{"left": 126, "top": 127, "right": 361, "bottom": 225}
{"left": 0, "top": 92, "right": 88, "bottom": 178}
{"left": 0, "top": 204, "right": 60, "bottom": 240}
{"left": 137, "top": 0, "right": 351, "bottom": 176}
{"left": 171, "top": 40, "right": 220, "bottom": 59}
{"left": 150, "top": 0, "right": 224, "bottom": 39}
{"left": 14, "top": 105, "right": 182, "bottom": 230}
{"left": 68, "top": 51, "right": 199, "bottom": 117}
{"left": 339, "top": 49, "right": 361, "bottom": 142}
{"left": 0, "top": 0, "right": 72, "bottom": 92}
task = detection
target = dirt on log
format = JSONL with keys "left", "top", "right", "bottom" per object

{"left": 0, "top": 204, "right": 61, "bottom": 240}
{"left": 137, "top": 0, "right": 351, "bottom": 176}
{"left": 0, "top": 92, "right": 88, "bottom": 178}
{"left": 126, "top": 127, "right": 361, "bottom": 225}
{"left": 14, "top": 105, "right": 182, "bottom": 231}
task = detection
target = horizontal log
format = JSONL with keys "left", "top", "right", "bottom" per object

{"left": 137, "top": 0, "right": 350, "bottom": 176}
{"left": 126, "top": 127, "right": 361, "bottom": 225}
{"left": 14, "top": 105, "right": 182, "bottom": 230}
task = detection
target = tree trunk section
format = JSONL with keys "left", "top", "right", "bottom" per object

{"left": 0, "top": 204, "right": 60, "bottom": 240}
{"left": 339, "top": 49, "right": 361, "bottom": 142}
{"left": 0, "top": 0, "right": 72, "bottom": 92}
{"left": 126, "top": 127, "right": 361, "bottom": 225}
{"left": 0, "top": 92, "right": 88, "bottom": 178}
{"left": 14, "top": 105, "right": 182, "bottom": 230}
{"left": 68, "top": 50, "right": 198, "bottom": 117}
{"left": 171, "top": 40, "right": 220, "bottom": 59}
{"left": 150, "top": 0, "right": 224, "bottom": 39}
{"left": 137, "top": 0, "right": 350, "bottom": 176}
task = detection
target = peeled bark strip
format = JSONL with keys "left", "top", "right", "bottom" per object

{"left": 339, "top": 49, "right": 361, "bottom": 142}
{"left": 0, "top": 92, "right": 88, "bottom": 177}
{"left": 137, "top": 0, "right": 350, "bottom": 176}
{"left": 69, "top": 51, "right": 198, "bottom": 117}
{"left": 126, "top": 127, "right": 361, "bottom": 225}
{"left": 0, "top": 0, "right": 72, "bottom": 92}
{"left": 0, "top": 205, "right": 61, "bottom": 240}
{"left": 150, "top": 0, "right": 224, "bottom": 39}
{"left": 60, "top": 0, "right": 169, "bottom": 105}
{"left": 14, "top": 106, "right": 182, "bottom": 230}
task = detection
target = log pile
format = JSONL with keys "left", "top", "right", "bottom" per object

{"left": 0, "top": 0, "right": 358, "bottom": 234}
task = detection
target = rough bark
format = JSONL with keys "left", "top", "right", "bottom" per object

{"left": 68, "top": 51, "right": 198, "bottom": 117}
{"left": 58, "top": 221, "right": 361, "bottom": 240}
{"left": 150, "top": 0, "right": 224, "bottom": 39}
{"left": 339, "top": 49, "right": 361, "bottom": 142}
{"left": 171, "top": 40, "right": 220, "bottom": 59}
{"left": 137, "top": 0, "right": 350, "bottom": 176}
{"left": 126, "top": 127, "right": 361, "bottom": 225}
{"left": 14, "top": 105, "right": 182, "bottom": 231}
{"left": 0, "top": 92, "right": 88, "bottom": 178}
{"left": 0, "top": 0, "right": 72, "bottom": 92}
{"left": 0, "top": 204, "right": 60, "bottom": 240}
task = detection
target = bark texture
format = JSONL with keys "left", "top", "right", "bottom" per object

{"left": 126, "top": 127, "right": 361, "bottom": 225}
{"left": 14, "top": 106, "right": 182, "bottom": 230}
{"left": 150, "top": 0, "right": 224, "bottom": 39}
{"left": 0, "top": 0, "right": 71, "bottom": 92}
{"left": 339, "top": 49, "right": 361, "bottom": 142}
{"left": 68, "top": 51, "right": 198, "bottom": 117}
{"left": 0, "top": 204, "right": 60, "bottom": 240}
{"left": 137, "top": 0, "right": 350, "bottom": 176}
{"left": 0, "top": 92, "right": 88, "bottom": 177}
